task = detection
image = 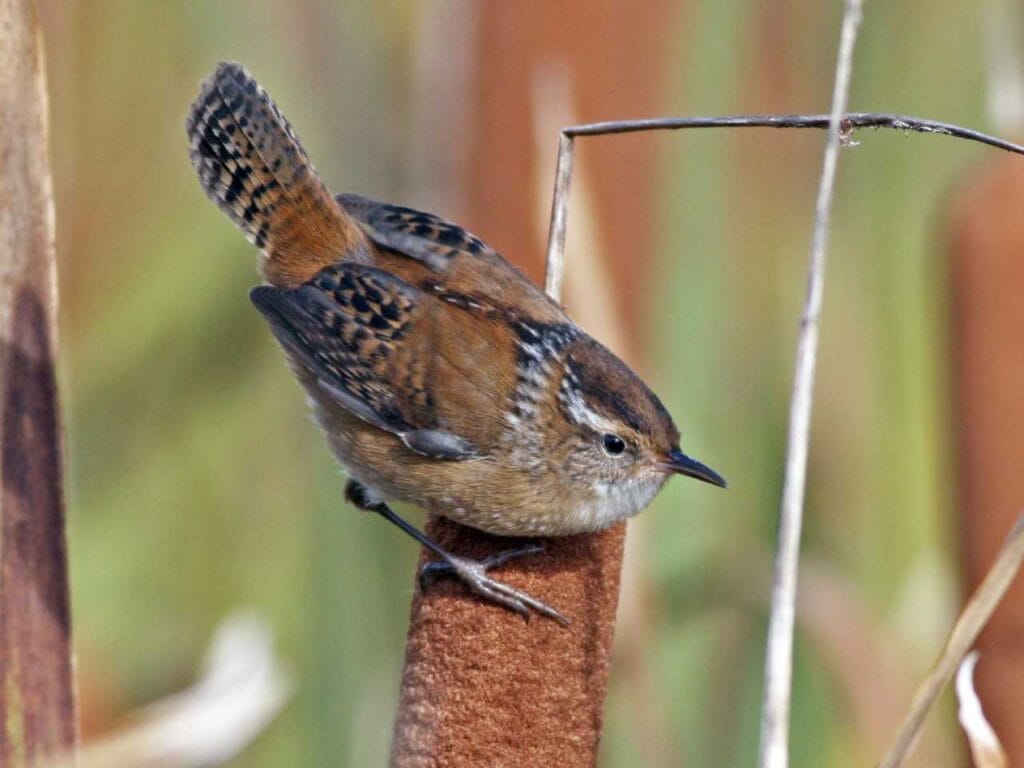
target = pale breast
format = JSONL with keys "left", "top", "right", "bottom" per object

{"left": 564, "top": 475, "right": 668, "bottom": 533}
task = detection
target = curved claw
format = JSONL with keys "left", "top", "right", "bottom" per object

{"left": 485, "top": 579, "right": 569, "bottom": 625}
{"left": 473, "top": 582, "right": 531, "bottom": 619}
{"left": 418, "top": 543, "right": 546, "bottom": 590}
{"left": 417, "top": 544, "right": 570, "bottom": 625}
{"left": 481, "top": 543, "right": 545, "bottom": 569}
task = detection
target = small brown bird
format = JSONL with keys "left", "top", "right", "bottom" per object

{"left": 186, "top": 62, "right": 725, "bottom": 623}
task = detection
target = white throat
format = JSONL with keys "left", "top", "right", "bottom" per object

{"left": 569, "top": 474, "right": 666, "bottom": 532}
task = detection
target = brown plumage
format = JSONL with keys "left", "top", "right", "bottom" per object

{"left": 186, "top": 62, "right": 365, "bottom": 285}
{"left": 186, "top": 62, "right": 725, "bottom": 621}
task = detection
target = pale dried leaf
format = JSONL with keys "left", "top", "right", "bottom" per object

{"left": 51, "top": 612, "right": 291, "bottom": 768}
{"left": 879, "top": 514, "right": 1024, "bottom": 768}
{"left": 956, "top": 652, "right": 1008, "bottom": 768}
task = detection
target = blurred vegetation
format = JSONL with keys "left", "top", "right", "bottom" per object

{"left": 38, "top": 1, "right": 995, "bottom": 765}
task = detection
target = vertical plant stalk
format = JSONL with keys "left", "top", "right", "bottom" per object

{"left": 543, "top": 133, "right": 575, "bottom": 301}
{"left": 387, "top": 2, "right": 1024, "bottom": 763}
{"left": 0, "top": 0, "right": 78, "bottom": 763}
{"left": 390, "top": 83, "right": 630, "bottom": 768}
{"left": 757, "top": 3, "right": 863, "bottom": 768}
{"left": 391, "top": 7, "right": 669, "bottom": 763}
{"left": 393, "top": 166, "right": 627, "bottom": 762}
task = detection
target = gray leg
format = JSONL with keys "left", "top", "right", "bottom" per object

{"left": 345, "top": 480, "right": 568, "bottom": 625}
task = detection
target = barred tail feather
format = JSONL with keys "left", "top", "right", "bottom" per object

{"left": 186, "top": 62, "right": 365, "bottom": 286}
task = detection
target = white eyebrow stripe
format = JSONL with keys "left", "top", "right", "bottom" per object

{"left": 558, "top": 377, "right": 620, "bottom": 434}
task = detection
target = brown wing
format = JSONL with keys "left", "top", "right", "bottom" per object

{"left": 250, "top": 262, "right": 503, "bottom": 460}
{"left": 337, "top": 194, "right": 569, "bottom": 325}
{"left": 337, "top": 193, "right": 492, "bottom": 271}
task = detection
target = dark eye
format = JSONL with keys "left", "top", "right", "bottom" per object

{"left": 602, "top": 434, "right": 626, "bottom": 456}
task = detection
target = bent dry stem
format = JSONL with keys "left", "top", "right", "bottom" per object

{"left": 535, "top": 21, "right": 1024, "bottom": 768}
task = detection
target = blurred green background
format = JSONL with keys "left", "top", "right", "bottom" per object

{"left": 36, "top": 1, "right": 1006, "bottom": 765}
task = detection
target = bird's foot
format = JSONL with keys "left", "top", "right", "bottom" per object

{"left": 419, "top": 544, "right": 569, "bottom": 625}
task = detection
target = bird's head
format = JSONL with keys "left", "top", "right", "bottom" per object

{"left": 544, "top": 336, "right": 725, "bottom": 530}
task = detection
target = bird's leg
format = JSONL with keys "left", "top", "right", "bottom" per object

{"left": 345, "top": 480, "right": 569, "bottom": 625}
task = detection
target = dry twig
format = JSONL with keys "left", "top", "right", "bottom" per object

{"left": 758, "top": 3, "right": 863, "bottom": 766}
{"left": 533, "top": 7, "right": 1024, "bottom": 765}
{"left": 544, "top": 113, "right": 1024, "bottom": 273}
{"left": 879, "top": 516, "right": 1024, "bottom": 768}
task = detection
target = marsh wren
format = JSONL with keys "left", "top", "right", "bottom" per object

{"left": 186, "top": 62, "right": 725, "bottom": 623}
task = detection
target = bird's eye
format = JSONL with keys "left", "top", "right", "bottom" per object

{"left": 602, "top": 434, "right": 626, "bottom": 456}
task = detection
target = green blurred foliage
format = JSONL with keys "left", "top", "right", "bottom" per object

{"left": 38, "top": 1, "right": 992, "bottom": 764}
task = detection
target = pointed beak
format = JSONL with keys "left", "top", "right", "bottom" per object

{"left": 658, "top": 449, "right": 727, "bottom": 488}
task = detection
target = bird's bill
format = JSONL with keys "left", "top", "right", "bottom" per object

{"left": 658, "top": 449, "right": 727, "bottom": 488}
